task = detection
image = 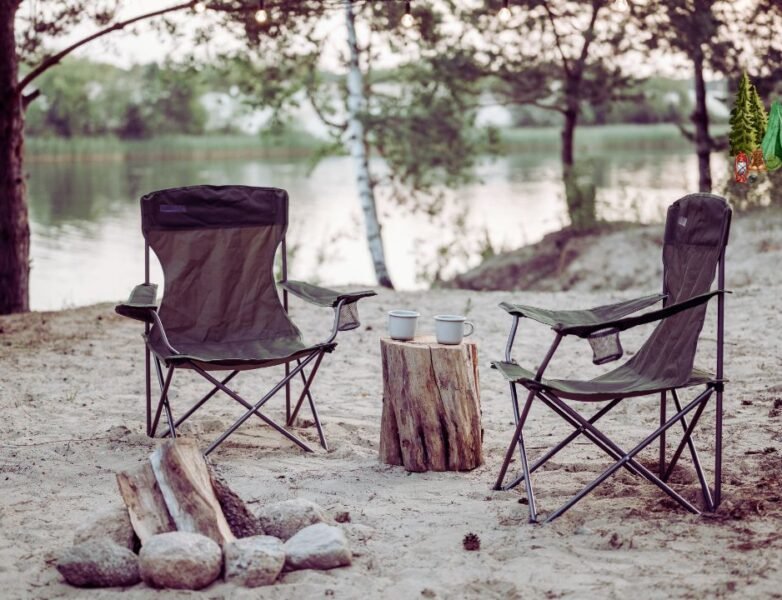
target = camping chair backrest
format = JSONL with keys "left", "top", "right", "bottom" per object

{"left": 141, "top": 185, "right": 299, "bottom": 344}
{"left": 627, "top": 193, "right": 732, "bottom": 380}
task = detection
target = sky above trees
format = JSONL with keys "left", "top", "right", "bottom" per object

{"left": 16, "top": 0, "right": 725, "bottom": 79}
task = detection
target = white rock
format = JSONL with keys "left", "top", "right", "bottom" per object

{"left": 256, "top": 498, "right": 328, "bottom": 540}
{"left": 224, "top": 535, "right": 285, "bottom": 587}
{"left": 139, "top": 532, "right": 222, "bottom": 590}
{"left": 56, "top": 539, "right": 139, "bottom": 588}
{"left": 283, "top": 523, "right": 351, "bottom": 571}
{"left": 73, "top": 506, "right": 136, "bottom": 550}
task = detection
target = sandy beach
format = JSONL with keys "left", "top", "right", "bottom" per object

{"left": 1, "top": 209, "right": 781, "bottom": 599}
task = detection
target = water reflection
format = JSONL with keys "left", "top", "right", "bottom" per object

{"left": 27, "top": 151, "right": 705, "bottom": 310}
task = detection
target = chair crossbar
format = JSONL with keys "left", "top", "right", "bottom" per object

{"left": 159, "top": 370, "right": 239, "bottom": 438}
{"left": 497, "top": 383, "right": 714, "bottom": 523}
{"left": 503, "top": 397, "right": 625, "bottom": 491}
{"left": 540, "top": 389, "right": 711, "bottom": 522}
{"left": 189, "top": 354, "right": 321, "bottom": 455}
{"left": 147, "top": 349, "right": 329, "bottom": 456}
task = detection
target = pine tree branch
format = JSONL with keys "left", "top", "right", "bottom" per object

{"left": 17, "top": 0, "right": 197, "bottom": 93}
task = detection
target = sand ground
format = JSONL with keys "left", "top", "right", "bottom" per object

{"left": 1, "top": 217, "right": 781, "bottom": 599}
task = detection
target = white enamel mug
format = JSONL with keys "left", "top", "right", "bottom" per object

{"left": 434, "top": 314, "right": 475, "bottom": 345}
{"left": 388, "top": 310, "right": 420, "bottom": 341}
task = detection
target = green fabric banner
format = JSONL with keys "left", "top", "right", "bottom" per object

{"left": 762, "top": 101, "right": 782, "bottom": 171}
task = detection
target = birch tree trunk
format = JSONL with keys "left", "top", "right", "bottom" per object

{"left": 0, "top": 0, "right": 30, "bottom": 314}
{"left": 344, "top": 0, "right": 393, "bottom": 288}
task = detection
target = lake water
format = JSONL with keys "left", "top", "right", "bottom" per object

{"left": 27, "top": 150, "right": 708, "bottom": 310}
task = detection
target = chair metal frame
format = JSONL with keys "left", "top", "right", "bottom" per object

{"left": 494, "top": 252, "right": 727, "bottom": 523}
{"left": 141, "top": 237, "right": 349, "bottom": 456}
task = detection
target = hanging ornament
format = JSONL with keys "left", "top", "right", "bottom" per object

{"left": 401, "top": 1, "right": 414, "bottom": 28}
{"left": 734, "top": 151, "right": 749, "bottom": 183}
{"left": 255, "top": 0, "right": 268, "bottom": 23}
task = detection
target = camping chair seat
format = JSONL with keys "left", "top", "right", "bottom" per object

{"left": 147, "top": 332, "right": 336, "bottom": 371}
{"left": 493, "top": 360, "right": 716, "bottom": 402}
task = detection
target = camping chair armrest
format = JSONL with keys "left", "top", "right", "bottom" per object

{"left": 557, "top": 290, "right": 730, "bottom": 338}
{"left": 279, "top": 280, "right": 376, "bottom": 307}
{"left": 115, "top": 283, "right": 158, "bottom": 323}
{"left": 499, "top": 293, "right": 666, "bottom": 329}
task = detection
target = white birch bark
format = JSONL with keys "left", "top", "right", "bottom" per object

{"left": 343, "top": 0, "right": 393, "bottom": 288}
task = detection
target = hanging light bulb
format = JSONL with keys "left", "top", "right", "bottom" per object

{"left": 193, "top": 1, "right": 206, "bottom": 13}
{"left": 498, "top": 0, "right": 511, "bottom": 22}
{"left": 401, "top": 1, "right": 414, "bottom": 28}
{"left": 255, "top": 0, "right": 268, "bottom": 23}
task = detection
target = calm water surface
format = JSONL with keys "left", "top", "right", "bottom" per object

{"left": 27, "top": 151, "right": 705, "bottom": 310}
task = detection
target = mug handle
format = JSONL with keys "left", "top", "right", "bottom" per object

{"left": 463, "top": 321, "right": 475, "bottom": 337}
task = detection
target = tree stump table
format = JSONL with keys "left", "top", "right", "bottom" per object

{"left": 379, "top": 337, "right": 483, "bottom": 472}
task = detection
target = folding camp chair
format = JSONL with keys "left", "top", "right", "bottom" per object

{"left": 115, "top": 185, "right": 375, "bottom": 455}
{"left": 492, "top": 193, "right": 731, "bottom": 523}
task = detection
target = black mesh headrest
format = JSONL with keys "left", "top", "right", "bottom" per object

{"left": 663, "top": 193, "right": 731, "bottom": 248}
{"left": 141, "top": 185, "right": 288, "bottom": 235}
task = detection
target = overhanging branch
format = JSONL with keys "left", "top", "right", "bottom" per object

{"left": 17, "top": 0, "right": 197, "bottom": 93}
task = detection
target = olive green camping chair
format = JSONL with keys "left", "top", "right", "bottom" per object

{"left": 492, "top": 193, "right": 731, "bottom": 522}
{"left": 115, "top": 185, "right": 375, "bottom": 455}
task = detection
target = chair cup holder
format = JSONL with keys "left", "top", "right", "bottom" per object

{"left": 587, "top": 328, "right": 623, "bottom": 365}
{"left": 337, "top": 302, "right": 361, "bottom": 331}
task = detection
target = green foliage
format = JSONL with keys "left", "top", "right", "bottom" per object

{"left": 23, "top": 59, "right": 208, "bottom": 139}
{"left": 729, "top": 72, "right": 758, "bottom": 156}
{"left": 749, "top": 84, "right": 769, "bottom": 143}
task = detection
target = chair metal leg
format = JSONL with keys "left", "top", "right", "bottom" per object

{"left": 150, "top": 364, "right": 174, "bottom": 438}
{"left": 288, "top": 352, "right": 326, "bottom": 426}
{"left": 663, "top": 390, "right": 711, "bottom": 480}
{"left": 667, "top": 389, "right": 714, "bottom": 510}
{"left": 659, "top": 391, "right": 666, "bottom": 478}
{"left": 493, "top": 388, "right": 538, "bottom": 522}
{"left": 715, "top": 387, "right": 723, "bottom": 507}
{"left": 285, "top": 362, "right": 291, "bottom": 423}
{"left": 144, "top": 340, "right": 152, "bottom": 436}
{"left": 289, "top": 354, "right": 329, "bottom": 449}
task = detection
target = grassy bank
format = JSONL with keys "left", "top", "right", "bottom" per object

{"left": 25, "top": 130, "right": 328, "bottom": 163}
{"left": 25, "top": 123, "right": 724, "bottom": 163}
{"left": 498, "top": 123, "right": 730, "bottom": 153}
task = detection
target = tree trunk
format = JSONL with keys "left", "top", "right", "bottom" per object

{"left": 0, "top": 0, "right": 30, "bottom": 314}
{"left": 344, "top": 0, "right": 393, "bottom": 289}
{"left": 561, "top": 86, "right": 596, "bottom": 229}
{"left": 379, "top": 337, "right": 483, "bottom": 472}
{"left": 692, "top": 49, "right": 712, "bottom": 192}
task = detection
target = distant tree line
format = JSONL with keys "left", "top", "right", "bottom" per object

{"left": 24, "top": 59, "right": 722, "bottom": 141}
{"left": 24, "top": 59, "right": 209, "bottom": 138}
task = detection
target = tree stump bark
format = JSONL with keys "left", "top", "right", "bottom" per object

{"left": 379, "top": 337, "right": 482, "bottom": 472}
